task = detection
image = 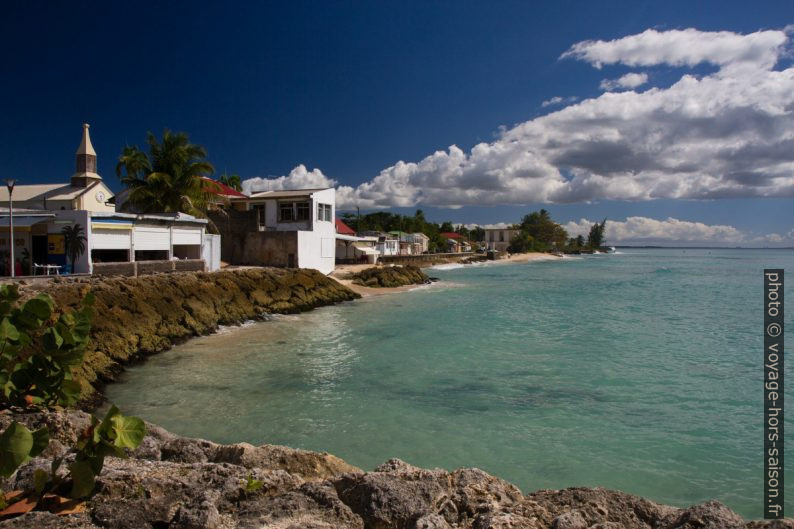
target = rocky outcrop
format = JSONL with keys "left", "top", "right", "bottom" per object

{"left": 350, "top": 265, "right": 431, "bottom": 288}
{"left": 0, "top": 409, "right": 790, "bottom": 529}
{"left": 12, "top": 268, "right": 359, "bottom": 405}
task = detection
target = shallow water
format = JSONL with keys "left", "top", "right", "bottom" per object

{"left": 106, "top": 248, "right": 793, "bottom": 518}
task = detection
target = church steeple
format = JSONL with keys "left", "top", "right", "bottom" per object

{"left": 72, "top": 123, "right": 102, "bottom": 188}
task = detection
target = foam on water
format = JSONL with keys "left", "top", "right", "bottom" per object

{"left": 107, "top": 248, "right": 794, "bottom": 518}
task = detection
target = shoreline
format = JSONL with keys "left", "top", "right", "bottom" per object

{"left": 329, "top": 252, "right": 563, "bottom": 296}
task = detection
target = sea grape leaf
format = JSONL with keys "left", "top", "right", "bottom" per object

{"left": 110, "top": 414, "right": 146, "bottom": 450}
{"left": 68, "top": 461, "right": 95, "bottom": 499}
{"left": 0, "top": 423, "right": 33, "bottom": 478}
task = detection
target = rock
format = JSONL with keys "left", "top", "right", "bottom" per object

{"left": 0, "top": 410, "right": 789, "bottom": 528}
{"left": 552, "top": 510, "right": 587, "bottom": 529}
{"left": 350, "top": 265, "right": 430, "bottom": 288}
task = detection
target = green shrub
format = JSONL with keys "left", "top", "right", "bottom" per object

{"left": 0, "top": 284, "right": 94, "bottom": 408}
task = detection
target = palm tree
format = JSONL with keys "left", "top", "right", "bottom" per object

{"left": 219, "top": 173, "right": 242, "bottom": 191}
{"left": 61, "top": 224, "right": 86, "bottom": 273}
{"left": 115, "top": 129, "right": 215, "bottom": 218}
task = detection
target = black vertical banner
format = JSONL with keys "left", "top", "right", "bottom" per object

{"left": 764, "top": 269, "right": 784, "bottom": 519}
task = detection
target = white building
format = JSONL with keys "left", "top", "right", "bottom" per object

{"left": 0, "top": 124, "right": 218, "bottom": 275}
{"left": 484, "top": 228, "right": 520, "bottom": 252}
{"left": 231, "top": 188, "right": 337, "bottom": 274}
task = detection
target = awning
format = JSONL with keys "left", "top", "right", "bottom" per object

{"left": 353, "top": 243, "right": 379, "bottom": 255}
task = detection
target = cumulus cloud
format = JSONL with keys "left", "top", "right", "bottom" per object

{"left": 599, "top": 72, "right": 648, "bottom": 91}
{"left": 241, "top": 164, "right": 336, "bottom": 195}
{"left": 541, "top": 95, "right": 578, "bottom": 107}
{"left": 560, "top": 28, "right": 787, "bottom": 72}
{"left": 562, "top": 216, "right": 743, "bottom": 244}
{"left": 244, "top": 27, "right": 794, "bottom": 211}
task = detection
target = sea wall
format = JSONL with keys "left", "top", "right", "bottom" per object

{"left": 17, "top": 268, "right": 359, "bottom": 405}
{"left": 379, "top": 252, "right": 474, "bottom": 266}
{"left": 0, "top": 408, "right": 786, "bottom": 529}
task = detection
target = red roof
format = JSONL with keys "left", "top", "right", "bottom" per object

{"left": 440, "top": 232, "right": 463, "bottom": 239}
{"left": 335, "top": 218, "right": 356, "bottom": 235}
{"left": 202, "top": 177, "right": 248, "bottom": 198}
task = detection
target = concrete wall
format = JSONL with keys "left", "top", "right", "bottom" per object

{"left": 379, "top": 252, "right": 475, "bottom": 266}
{"left": 208, "top": 209, "right": 258, "bottom": 264}
{"left": 241, "top": 231, "right": 298, "bottom": 268}
{"left": 93, "top": 262, "right": 137, "bottom": 276}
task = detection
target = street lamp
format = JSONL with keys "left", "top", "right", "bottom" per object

{"left": 5, "top": 179, "right": 15, "bottom": 278}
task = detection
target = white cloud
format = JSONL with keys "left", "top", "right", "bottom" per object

{"left": 241, "top": 164, "right": 336, "bottom": 195}
{"left": 560, "top": 28, "right": 787, "bottom": 73}
{"left": 244, "top": 27, "right": 794, "bottom": 212}
{"left": 599, "top": 72, "right": 648, "bottom": 91}
{"left": 563, "top": 216, "right": 743, "bottom": 244}
{"left": 541, "top": 96, "right": 578, "bottom": 107}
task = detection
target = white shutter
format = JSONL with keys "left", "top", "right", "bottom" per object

{"left": 172, "top": 228, "right": 201, "bottom": 245}
{"left": 134, "top": 226, "right": 170, "bottom": 250}
{"left": 321, "top": 237, "right": 335, "bottom": 257}
{"left": 92, "top": 229, "right": 131, "bottom": 250}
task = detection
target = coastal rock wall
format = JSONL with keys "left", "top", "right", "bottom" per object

{"left": 350, "top": 265, "right": 431, "bottom": 288}
{"left": 0, "top": 409, "right": 787, "bottom": 529}
{"left": 19, "top": 268, "right": 359, "bottom": 404}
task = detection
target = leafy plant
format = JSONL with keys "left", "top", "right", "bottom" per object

{"left": 243, "top": 473, "right": 264, "bottom": 493}
{"left": 0, "top": 422, "right": 49, "bottom": 509}
{"left": 0, "top": 285, "right": 94, "bottom": 408}
{"left": 65, "top": 405, "right": 145, "bottom": 498}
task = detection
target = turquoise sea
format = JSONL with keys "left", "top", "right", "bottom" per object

{"left": 106, "top": 249, "right": 792, "bottom": 518}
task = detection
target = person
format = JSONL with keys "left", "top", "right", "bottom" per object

{"left": 14, "top": 258, "right": 22, "bottom": 277}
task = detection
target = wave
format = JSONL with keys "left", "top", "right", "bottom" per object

{"left": 428, "top": 263, "right": 466, "bottom": 271}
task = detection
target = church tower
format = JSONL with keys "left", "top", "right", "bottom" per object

{"left": 71, "top": 123, "right": 102, "bottom": 188}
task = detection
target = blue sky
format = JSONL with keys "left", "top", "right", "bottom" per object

{"left": 1, "top": 1, "right": 793, "bottom": 245}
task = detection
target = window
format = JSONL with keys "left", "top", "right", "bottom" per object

{"left": 279, "top": 203, "right": 294, "bottom": 222}
{"left": 296, "top": 202, "right": 310, "bottom": 221}
{"left": 317, "top": 203, "right": 332, "bottom": 222}
{"left": 499, "top": 231, "right": 504, "bottom": 242}
{"left": 279, "top": 201, "right": 311, "bottom": 222}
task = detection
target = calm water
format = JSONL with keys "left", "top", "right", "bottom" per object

{"left": 106, "top": 249, "right": 792, "bottom": 518}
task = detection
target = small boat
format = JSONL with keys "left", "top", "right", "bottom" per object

{"left": 607, "top": 246, "right": 616, "bottom": 253}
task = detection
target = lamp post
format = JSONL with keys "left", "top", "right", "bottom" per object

{"left": 5, "top": 179, "right": 15, "bottom": 278}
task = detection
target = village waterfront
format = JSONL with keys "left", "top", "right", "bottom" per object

{"left": 106, "top": 248, "right": 794, "bottom": 519}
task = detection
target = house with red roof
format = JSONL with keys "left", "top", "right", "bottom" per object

{"left": 335, "top": 218, "right": 379, "bottom": 263}
{"left": 440, "top": 232, "right": 472, "bottom": 253}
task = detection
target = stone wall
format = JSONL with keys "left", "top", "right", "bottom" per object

{"left": 22, "top": 268, "right": 359, "bottom": 404}
{"left": 93, "top": 260, "right": 207, "bottom": 277}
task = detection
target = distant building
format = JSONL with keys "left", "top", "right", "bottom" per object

{"left": 440, "top": 232, "right": 471, "bottom": 253}
{"left": 408, "top": 232, "right": 429, "bottom": 254}
{"left": 484, "top": 228, "right": 520, "bottom": 252}
{"left": 335, "top": 219, "right": 378, "bottom": 264}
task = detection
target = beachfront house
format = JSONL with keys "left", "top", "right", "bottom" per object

{"left": 220, "top": 188, "right": 337, "bottom": 274}
{"left": 335, "top": 219, "right": 379, "bottom": 264}
{"left": 408, "top": 232, "right": 429, "bottom": 254}
{"left": 0, "top": 124, "right": 219, "bottom": 275}
{"left": 440, "top": 232, "right": 472, "bottom": 253}
{"left": 484, "top": 228, "right": 519, "bottom": 252}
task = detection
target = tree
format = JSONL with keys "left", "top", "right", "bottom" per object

{"left": 116, "top": 129, "right": 215, "bottom": 218}
{"left": 61, "top": 224, "right": 86, "bottom": 273}
{"left": 516, "top": 209, "right": 568, "bottom": 251}
{"left": 219, "top": 173, "right": 242, "bottom": 191}
{"left": 586, "top": 219, "right": 607, "bottom": 249}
